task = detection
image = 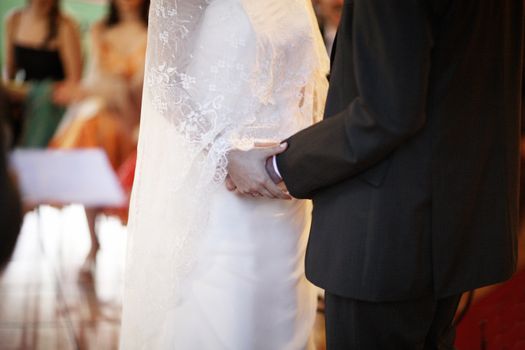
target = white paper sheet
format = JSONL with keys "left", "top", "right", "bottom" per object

{"left": 10, "top": 149, "right": 127, "bottom": 207}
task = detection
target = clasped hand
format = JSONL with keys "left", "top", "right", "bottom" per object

{"left": 226, "top": 142, "right": 291, "bottom": 200}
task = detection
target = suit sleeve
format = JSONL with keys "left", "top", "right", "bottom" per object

{"left": 277, "top": 0, "right": 433, "bottom": 199}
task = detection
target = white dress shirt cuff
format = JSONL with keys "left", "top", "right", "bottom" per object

{"left": 272, "top": 155, "right": 283, "bottom": 180}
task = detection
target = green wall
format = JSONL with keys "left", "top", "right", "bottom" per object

{"left": 0, "top": 0, "right": 108, "bottom": 69}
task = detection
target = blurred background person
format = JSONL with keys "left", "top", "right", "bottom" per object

{"left": 0, "top": 85, "right": 23, "bottom": 272}
{"left": 3, "top": 0, "right": 83, "bottom": 147}
{"left": 316, "top": 0, "right": 343, "bottom": 55}
{"left": 50, "top": 0, "right": 148, "bottom": 273}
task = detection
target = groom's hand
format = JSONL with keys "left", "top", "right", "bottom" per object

{"left": 226, "top": 143, "right": 291, "bottom": 200}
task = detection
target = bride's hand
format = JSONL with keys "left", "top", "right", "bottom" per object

{"left": 225, "top": 175, "right": 266, "bottom": 198}
{"left": 254, "top": 141, "right": 280, "bottom": 148}
{"left": 225, "top": 175, "right": 237, "bottom": 191}
{"left": 226, "top": 143, "right": 291, "bottom": 200}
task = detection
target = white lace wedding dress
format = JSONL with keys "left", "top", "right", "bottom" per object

{"left": 119, "top": 0, "right": 329, "bottom": 349}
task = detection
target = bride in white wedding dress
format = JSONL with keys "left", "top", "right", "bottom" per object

{"left": 119, "top": 0, "right": 329, "bottom": 349}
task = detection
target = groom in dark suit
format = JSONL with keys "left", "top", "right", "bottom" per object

{"left": 227, "top": 0, "right": 524, "bottom": 348}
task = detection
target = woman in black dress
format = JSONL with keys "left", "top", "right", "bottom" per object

{"left": 3, "top": 0, "right": 83, "bottom": 146}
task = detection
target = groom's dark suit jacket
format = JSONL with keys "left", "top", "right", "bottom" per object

{"left": 277, "top": 0, "right": 524, "bottom": 301}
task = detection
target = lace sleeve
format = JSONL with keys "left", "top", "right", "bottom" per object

{"left": 147, "top": 0, "right": 259, "bottom": 185}
{"left": 121, "top": 3, "right": 263, "bottom": 347}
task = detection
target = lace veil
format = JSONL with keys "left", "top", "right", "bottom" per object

{"left": 120, "top": 0, "right": 328, "bottom": 347}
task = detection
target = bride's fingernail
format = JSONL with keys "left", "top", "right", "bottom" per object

{"left": 280, "top": 143, "right": 287, "bottom": 148}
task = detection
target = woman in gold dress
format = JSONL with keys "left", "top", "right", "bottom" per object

{"left": 50, "top": 0, "right": 149, "bottom": 271}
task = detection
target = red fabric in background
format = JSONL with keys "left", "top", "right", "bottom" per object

{"left": 103, "top": 150, "right": 137, "bottom": 223}
{"left": 455, "top": 270, "right": 525, "bottom": 350}
{"left": 118, "top": 150, "right": 137, "bottom": 194}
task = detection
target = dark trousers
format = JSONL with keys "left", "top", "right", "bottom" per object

{"left": 324, "top": 292, "right": 461, "bottom": 350}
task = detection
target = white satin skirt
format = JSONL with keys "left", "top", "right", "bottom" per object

{"left": 158, "top": 186, "right": 317, "bottom": 350}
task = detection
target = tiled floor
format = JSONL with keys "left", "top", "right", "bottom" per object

{"left": 3, "top": 205, "right": 522, "bottom": 350}
{"left": 0, "top": 205, "right": 326, "bottom": 350}
{"left": 0, "top": 206, "right": 126, "bottom": 350}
